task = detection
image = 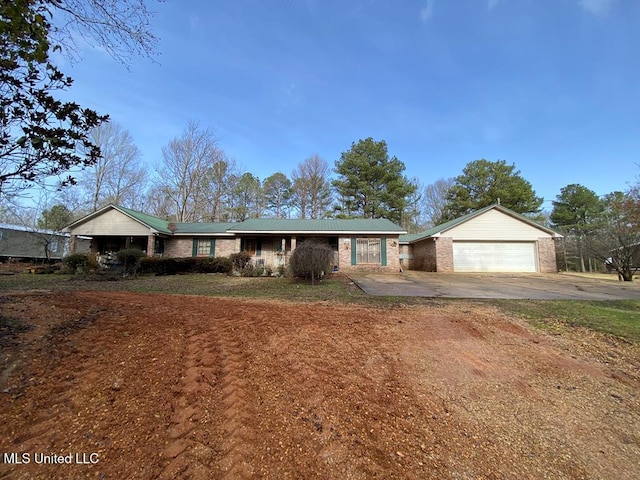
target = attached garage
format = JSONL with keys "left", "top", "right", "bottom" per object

{"left": 452, "top": 241, "right": 537, "bottom": 272}
{"left": 400, "top": 204, "right": 562, "bottom": 273}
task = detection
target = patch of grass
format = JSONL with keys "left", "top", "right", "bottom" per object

{"left": 495, "top": 299, "right": 640, "bottom": 343}
{"left": 0, "top": 272, "right": 371, "bottom": 303}
{"left": 128, "top": 274, "right": 369, "bottom": 303}
{"left": 0, "top": 273, "right": 74, "bottom": 290}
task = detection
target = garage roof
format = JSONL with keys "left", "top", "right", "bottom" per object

{"left": 400, "top": 204, "right": 562, "bottom": 244}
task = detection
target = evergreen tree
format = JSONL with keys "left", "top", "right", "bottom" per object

{"left": 442, "top": 159, "right": 542, "bottom": 221}
{"left": 332, "top": 138, "right": 415, "bottom": 224}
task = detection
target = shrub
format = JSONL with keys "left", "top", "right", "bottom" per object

{"left": 199, "top": 256, "right": 233, "bottom": 274}
{"left": 63, "top": 253, "right": 96, "bottom": 273}
{"left": 137, "top": 256, "right": 234, "bottom": 275}
{"left": 138, "top": 257, "right": 176, "bottom": 275}
{"left": 115, "top": 248, "right": 146, "bottom": 265}
{"left": 230, "top": 251, "right": 252, "bottom": 271}
{"left": 240, "top": 264, "right": 255, "bottom": 277}
{"left": 115, "top": 249, "right": 146, "bottom": 275}
{"left": 289, "top": 240, "right": 334, "bottom": 285}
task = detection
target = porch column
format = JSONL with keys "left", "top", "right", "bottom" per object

{"left": 69, "top": 234, "right": 77, "bottom": 254}
{"left": 147, "top": 235, "right": 155, "bottom": 256}
{"left": 291, "top": 236, "right": 297, "bottom": 252}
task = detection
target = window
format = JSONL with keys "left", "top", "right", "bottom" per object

{"left": 273, "top": 237, "right": 286, "bottom": 253}
{"left": 192, "top": 238, "right": 215, "bottom": 257}
{"left": 356, "top": 238, "right": 381, "bottom": 264}
{"left": 243, "top": 238, "right": 257, "bottom": 255}
{"left": 197, "top": 239, "right": 210, "bottom": 256}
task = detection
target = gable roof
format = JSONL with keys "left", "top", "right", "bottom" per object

{"left": 228, "top": 218, "right": 406, "bottom": 234}
{"left": 64, "top": 204, "right": 174, "bottom": 235}
{"left": 399, "top": 204, "right": 561, "bottom": 244}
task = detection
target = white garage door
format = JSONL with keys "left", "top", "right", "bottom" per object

{"left": 453, "top": 242, "right": 537, "bottom": 272}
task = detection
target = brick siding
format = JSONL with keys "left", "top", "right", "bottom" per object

{"left": 537, "top": 238, "right": 558, "bottom": 273}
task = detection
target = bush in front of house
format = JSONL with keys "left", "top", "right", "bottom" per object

{"left": 116, "top": 249, "right": 146, "bottom": 265}
{"left": 115, "top": 249, "right": 147, "bottom": 275}
{"left": 289, "top": 240, "right": 334, "bottom": 285}
{"left": 137, "top": 256, "right": 233, "bottom": 275}
{"left": 138, "top": 257, "right": 176, "bottom": 275}
{"left": 197, "top": 257, "right": 233, "bottom": 274}
{"left": 63, "top": 253, "right": 98, "bottom": 273}
{"left": 230, "top": 252, "right": 252, "bottom": 272}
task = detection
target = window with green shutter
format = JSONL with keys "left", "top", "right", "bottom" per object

{"left": 193, "top": 238, "right": 215, "bottom": 257}
{"left": 356, "top": 238, "right": 381, "bottom": 264}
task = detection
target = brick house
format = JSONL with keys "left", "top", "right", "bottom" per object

{"left": 65, "top": 205, "right": 407, "bottom": 273}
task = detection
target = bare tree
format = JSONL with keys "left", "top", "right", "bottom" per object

{"left": 401, "top": 177, "right": 423, "bottom": 233}
{"left": 587, "top": 189, "right": 640, "bottom": 281}
{"left": 291, "top": 155, "right": 333, "bottom": 219}
{"left": 201, "top": 157, "right": 239, "bottom": 221}
{"left": 80, "top": 122, "right": 147, "bottom": 210}
{"left": 422, "top": 178, "right": 455, "bottom": 227}
{"left": 154, "top": 121, "right": 225, "bottom": 222}
{"left": 49, "top": 0, "right": 161, "bottom": 66}
{"left": 143, "top": 188, "right": 173, "bottom": 220}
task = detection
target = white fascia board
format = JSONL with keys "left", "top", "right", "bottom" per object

{"left": 172, "top": 233, "right": 236, "bottom": 237}
{"left": 228, "top": 230, "right": 405, "bottom": 235}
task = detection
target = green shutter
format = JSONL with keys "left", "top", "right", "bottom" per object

{"left": 256, "top": 239, "right": 262, "bottom": 257}
{"left": 381, "top": 237, "right": 387, "bottom": 266}
{"left": 210, "top": 238, "right": 216, "bottom": 257}
{"left": 192, "top": 238, "right": 198, "bottom": 257}
{"left": 351, "top": 237, "right": 357, "bottom": 265}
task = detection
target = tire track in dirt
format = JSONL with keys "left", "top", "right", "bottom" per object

{"left": 160, "top": 321, "right": 218, "bottom": 479}
{"left": 160, "top": 309, "right": 257, "bottom": 480}
{"left": 215, "top": 318, "right": 256, "bottom": 479}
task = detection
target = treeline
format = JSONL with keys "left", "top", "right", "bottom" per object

{"left": 4, "top": 120, "right": 640, "bottom": 280}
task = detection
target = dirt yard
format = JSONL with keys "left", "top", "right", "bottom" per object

{"left": 0, "top": 290, "right": 638, "bottom": 479}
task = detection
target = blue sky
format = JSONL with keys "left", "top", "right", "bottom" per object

{"left": 57, "top": 0, "right": 639, "bottom": 211}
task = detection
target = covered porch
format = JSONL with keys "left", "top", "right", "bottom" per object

{"left": 241, "top": 235, "right": 340, "bottom": 271}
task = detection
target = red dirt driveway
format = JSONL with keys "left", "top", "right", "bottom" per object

{"left": 0, "top": 290, "right": 639, "bottom": 479}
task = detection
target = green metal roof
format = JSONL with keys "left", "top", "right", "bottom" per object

{"left": 229, "top": 218, "right": 406, "bottom": 234}
{"left": 399, "top": 204, "right": 561, "bottom": 244}
{"left": 173, "top": 222, "right": 237, "bottom": 235}
{"left": 67, "top": 205, "right": 406, "bottom": 236}
{"left": 117, "top": 207, "right": 237, "bottom": 235}
{"left": 116, "top": 205, "right": 174, "bottom": 234}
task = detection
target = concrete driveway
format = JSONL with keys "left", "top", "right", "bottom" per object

{"left": 348, "top": 271, "right": 640, "bottom": 300}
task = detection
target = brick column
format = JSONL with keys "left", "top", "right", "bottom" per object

{"left": 436, "top": 237, "right": 454, "bottom": 272}
{"left": 69, "top": 234, "right": 77, "bottom": 255}
{"left": 537, "top": 238, "right": 558, "bottom": 273}
{"left": 147, "top": 235, "right": 155, "bottom": 257}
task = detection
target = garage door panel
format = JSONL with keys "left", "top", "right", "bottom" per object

{"left": 453, "top": 242, "right": 537, "bottom": 272}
